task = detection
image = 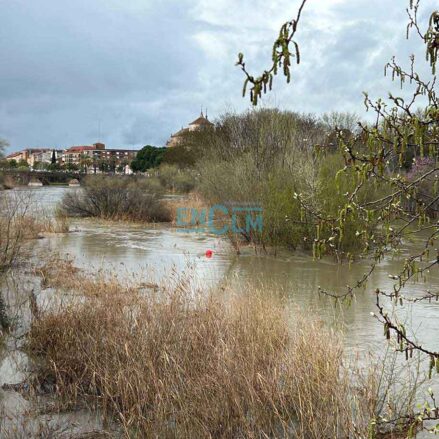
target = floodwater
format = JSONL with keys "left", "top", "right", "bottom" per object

{"left": 22, "top": 186, "right": 439, "bottom": 353}
{"left": 1, "top": 186, "right": 439, "bottom": 436}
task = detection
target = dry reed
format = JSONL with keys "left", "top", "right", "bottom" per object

{"left": 26, "top": 262, "right": 387, "bottom": 439}
{"left": 0, "top": 193, "right": 69, "bottom": 271}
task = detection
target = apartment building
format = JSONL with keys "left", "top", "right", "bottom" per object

{"left": 63, "top": 143, "right": 138, "bottom": 170}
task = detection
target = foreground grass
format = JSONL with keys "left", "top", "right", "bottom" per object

{"left": 24, "top": 261, "right": 400, "bottom": 438}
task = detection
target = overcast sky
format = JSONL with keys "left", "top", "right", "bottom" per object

{"left": 0, "top": 0, "right": 436, "bottom": 154}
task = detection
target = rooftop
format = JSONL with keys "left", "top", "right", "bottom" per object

{"left": 65, "top": 146, "right": 98, "bottom": 153}
{"left": 6, "top": 148, "right": 50, "bottom": 158}
{"left": 189, "top": 113, "right": 214, "bottom": 127}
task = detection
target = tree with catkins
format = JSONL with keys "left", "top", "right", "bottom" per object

{"left": 239, "top": 0, "right": 439, "bottom": 436}
{"left": 236, "top": 0, "right": 307, "bottom": 106}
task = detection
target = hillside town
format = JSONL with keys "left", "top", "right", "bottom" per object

{"left": 4, "top": 143, "right": 138, "bottom": 174}
{"left": 2, "top": 111, "right": 213, "bottom": 173}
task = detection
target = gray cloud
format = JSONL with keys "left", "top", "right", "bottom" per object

{"left": 0, "top": 0, "right": 436, "bottom": 154}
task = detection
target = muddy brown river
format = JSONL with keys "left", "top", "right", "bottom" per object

{"left": 1, "top": 186, "right": 439, "bottom": 437}
{"left": 25, "top": 186, "right": 439, "bottom": 352}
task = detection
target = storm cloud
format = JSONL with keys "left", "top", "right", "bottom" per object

{"left": 0, "top": 0, "right": 436, "bottom": 154}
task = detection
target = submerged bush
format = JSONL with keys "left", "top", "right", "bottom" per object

{"left": 196, "top": 109, "right": 390, "bottom": 255}
{"left": 59, "top": 175, "right": 171, "bottom": 222}
{"left": 0, "top": 194, "right": 23, "bottom": 270}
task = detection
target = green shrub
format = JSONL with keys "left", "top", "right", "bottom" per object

{"left": 314, "top": 154, "right": 390, "bottom": 255}
{"left": 158, "top": 164, "right": 196, "bottom": 193}
{"left": 196, "top": 110, "right": 390, "bottom": 255}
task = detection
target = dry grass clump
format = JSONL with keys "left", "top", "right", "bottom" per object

{"left": 33, "top": 210, "right": 69, "bottom": 235}
{"left": 0, "top": 193, "right": 69, "bottom": 271}
{"left": 37, "top": 257, "right": 98, "bottom": 292}
{"left": 36, "top": 257, "right": 158, "bottom": 301}
{"left": 0, "top": 173, "right": 17, "bottom": 190}
{"left": 27, "top": 265, "right": 373, "bottom": 439}
{"left": 16, "top": 212, "right": 69, "bottom": 239}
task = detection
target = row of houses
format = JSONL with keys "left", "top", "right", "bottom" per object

{"left": 5, "top": 142, "right": 139, "bottom": 172}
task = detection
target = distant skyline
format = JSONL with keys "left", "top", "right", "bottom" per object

{"left": 0, "top": 0, "right": 436, "bottom": 154}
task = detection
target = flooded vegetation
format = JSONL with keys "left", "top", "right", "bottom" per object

{"left": 59, "top": 175, "right": 172, "bottom": 223}
{"left": 0, "top": 186, "right": 438, "bottom": 438}
{"left": 1, "top": 0, "right": 438, "bottom": 437}
{"left": 28, "top": 260, "right": 366, "bottom": 438}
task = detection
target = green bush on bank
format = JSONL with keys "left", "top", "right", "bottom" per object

{"left": 158, "top": 164, "right": 197, "bottom": 193}
{"left": 194, "top": 109, "right": 389, "bottom": 255}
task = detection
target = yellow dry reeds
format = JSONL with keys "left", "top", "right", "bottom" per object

{"left": 0, "top": 193, "right": 68, "bottom": 271}
{"left": 27, "top": 262, "right": 382, "bottom": 439}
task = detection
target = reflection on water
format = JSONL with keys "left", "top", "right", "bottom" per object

{"left": 15, "top": 186, "right": 436, "bottom": 356}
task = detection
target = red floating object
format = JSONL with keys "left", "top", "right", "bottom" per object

{"left": 205, "top": 249, "right": 213, "bottom": 258}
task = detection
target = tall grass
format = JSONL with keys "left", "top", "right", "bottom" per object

{"left": 25, "top": 261, "right": 418, "bottom": 438}
{"left": 0, "top": 191, "right": 68, "bottom": 331}
{"left": 0, "top": 192, "right": 67, "bottom": 271}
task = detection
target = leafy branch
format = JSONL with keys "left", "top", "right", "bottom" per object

{"left": 236, "top": 0, "right": 308, "bottom": 105}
